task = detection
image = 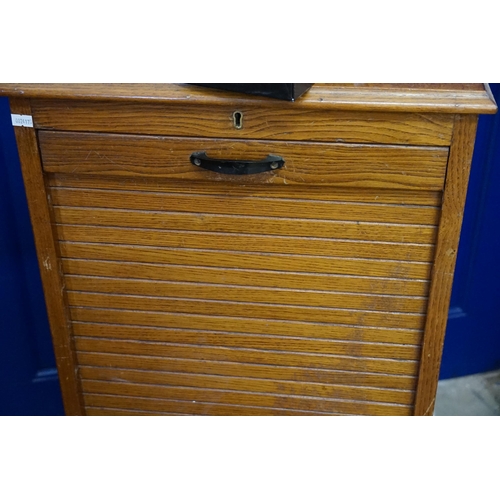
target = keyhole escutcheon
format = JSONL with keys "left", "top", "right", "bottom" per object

{"left": 233, "top": 111, "right": 243, "bottom": 129}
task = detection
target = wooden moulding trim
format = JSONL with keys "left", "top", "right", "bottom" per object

{"left": 413, "top": 114, "right": 479, "bottom": 416}
{"left": 9, "top": 97, "right": 85, "bottom": 415}
{"left": 0, "top": 84, "right": 497, "bottom": 114}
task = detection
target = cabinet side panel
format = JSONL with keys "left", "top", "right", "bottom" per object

{"left": 414, "top": 114, "right": 479, "bottom": 416}
{"left": 9, "top": 98, "right": 84, "bottom": 415}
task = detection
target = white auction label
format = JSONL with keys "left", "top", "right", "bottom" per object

{"left": 11, "top": 114, "right": 34, "bottom": 127}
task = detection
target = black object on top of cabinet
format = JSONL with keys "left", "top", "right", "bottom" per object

{"left": 191, "top": 83, "right": 314, "bottom": 101}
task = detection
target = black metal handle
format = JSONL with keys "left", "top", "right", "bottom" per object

{"left": 190, "top": 151, "right": 284, "bottom": 175}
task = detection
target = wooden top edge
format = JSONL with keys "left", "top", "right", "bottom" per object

{"left": 0, "top": 83, "right": 497, "bottom": 114}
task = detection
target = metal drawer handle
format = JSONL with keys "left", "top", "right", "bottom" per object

{"left": 190, "top": 151, "right": 284, "bottom": 175}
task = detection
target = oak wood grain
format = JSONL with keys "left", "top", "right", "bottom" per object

{"left": 79, "top": 366, "right": 415, "bottom": 405}
{"left": 67, "top": 291, "right": 425, "bottom": 329}
{"left": 48, "top": 174, "right": 444, "bottom": 206}
{"left": 9, "top": 98, "right": 84, "bottom": 416}
{"left": 56, "top": 224, "right": 436, "bottom": 262}
{"left": 64, "top": 275, "right": 428, "bottom": 313}
{"left": 49, "top": 186, "right": 441, "bottom": 225}
{"left": 414, "top": 115, "right": 479, "bottom": 416}
{"left": 73, "top": 334, "right": 420, "bottom": 375}
{"left": 58, "top": 242, "right": 432, "bottom": 280}
{"left": 83, "top": 393, "right": 339, "bottom": 416}
{"left": 0, "top": 83, "right": 496, "bottom": 114}
{"left": 71, "top": 308, "right": 423, "bottom": 345}
{"left": 62, "top": 258, "right": 431, "bottom": 297}
{"left": 80, "top": 379, "right": 412, "bottom": 415}
{"left": 71, "top": 321, "right": 420, "bottom": 359}
{"left": 76, "top": 351, "right": 417, "bottom": 390}
{"left": 85, "top": 407, "right": 190, "bottom": 416}
{"left": 53, "top": 209, "right": 438, "bottom": 243}
{"left": 38, "top": 131, "right": 449, "bottom": 190}
{"left": 30, "top": 99, "right": 455, "bottom": 146}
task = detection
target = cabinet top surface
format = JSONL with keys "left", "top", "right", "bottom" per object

{"left": 0, "top": 83, "right": 496, "bottom": 114}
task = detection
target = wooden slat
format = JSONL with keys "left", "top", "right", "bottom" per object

{"left": 58, "top": 242, "right": 432, "bottom": 281}
{"left": 62, "top": 259, "right": 431, "bottom": 297}
{"left": 71, "top": 309, "right": 423, "bottom": 345}
{"left": 48, "top": 174, "right": 444, "bottom": 206}
{"left": 72, "top": 322, "right": 421, "bottom": 360}
{"left": 71, "top": 309, "right": 422, "bottom": 346}
{"left": 83, "top": 393, "right": 332, "bottom": 416}
{"left": 81, "top": 379, "right": 412, "bottom": 415}
{"left": 54, "top": 208, "right": 437, "bottom": 244}
{"left": 79, "top": 366, "right": 415, "bottom": 405}
{"left": 56, "top": 224, "right": 435, "bottom": 263}
{"left": 30, "top": 99, "right": 455, "bottom": 146}
{"left": 74, "top": 337, "right": 419, "bottom": 376}
{"left": 50, "top": 186, "right": 441, "bottom": 226}
{"left": 414, "top": 115, "right": 479, "bottom": 416}
{"left": 38, "top": 131, "right": 449, "bottom": 190}
{"left": 85, "top": 407, "right": 190, "bottom": 416}
{"left": 67, "top": 291, "right": 425, "bottom": 329}
{"left": 76, "top": 351, "right": 417, "bottom": 390}
{"left": 65, "top": 275, "right": 428, "bottom": 313}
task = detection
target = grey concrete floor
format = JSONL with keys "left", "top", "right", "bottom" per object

{"left": 434, "top": 369, "right": 500, "bottom": 416}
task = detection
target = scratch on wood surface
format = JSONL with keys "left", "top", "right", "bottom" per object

{"left": 415, "top": 113, "right": 443, "bottom": 126}
{"left": 424, "top": 397, "right": 436, "bottom": 416}
{"left": 43, "top": 256, "right": 52, "bottom": 271}
{"left": 83, "top": 150, "right": 118, "bottom": 166}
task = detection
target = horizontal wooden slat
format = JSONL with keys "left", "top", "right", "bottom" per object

{"left": 71, "top": 307, "right": 422, "bottom": 349}
{"left": 54, "top": 207, "right": 437, "bottom": 244}
{"left": 50, "top": 187, "right": 441, "bottom": 226}
{"left": 72, "top": 311, "right": 422, "bottom": 349}
{"left": 81, "top": 379, "right": 412, "bottom": 415}
{"left": 74, "top": 337, "right": 419, "bottom": 376}
{"left": 59, "top": 242, "right": 432, "bottom": 281}
{"left": 83, "top": 393, "right": 331, "bottom": 416}
{"left": 62, "top": 259, "right": 430, "bottom": 297}
{"left": 76, "top": 351, "right": 417, "bottom": 390}
{"left": 48, "top": 174, "right": 444, "bottom": 206}
{"left": 31, "top": 99, "right": 455, "bottom": 146}
{"left": 65, "top": 275, "right": 428, "bottom": 313}
{"left": 56, "top": 224, "right": 435, "bottom": 262}
{"left": 79, "top": 366, "right": 415, "bottom": 405}
{"left": 72, "top": 322, "right": 421, "bottom": 359}
{"left": 71, "top": 309, "right": 422, "bottom": 345}
{"left": 68, "top": 291, "right": 425, "bottom": 329}
{"left": 85, "top": 407, "right": 190, "bottom": 416}
{"left": 39, "top": 131, "right": 448, "bottom": 190}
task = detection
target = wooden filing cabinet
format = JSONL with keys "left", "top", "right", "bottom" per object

{"left": 2, "top": 84, "right": 496, "bottom": 416}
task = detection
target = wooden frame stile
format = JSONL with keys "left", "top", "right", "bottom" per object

{"left": 9, "top": 97, "right": 84, "bottom": 416}
{"left": 414, "top": 114, "right": 479, "bottom": 416}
